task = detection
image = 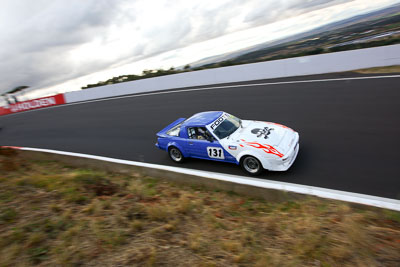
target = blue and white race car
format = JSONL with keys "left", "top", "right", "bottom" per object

{"left": 155, "top": 111, "right": 299, "bottom": 175}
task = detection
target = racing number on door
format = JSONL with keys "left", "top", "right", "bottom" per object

{"left": 207, "top": 147, "right": 224, "bottom": 159}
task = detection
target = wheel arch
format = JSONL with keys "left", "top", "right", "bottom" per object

{"left": 167, "top": 142, "right": 189, "bottom": 158}
{"left": 237, "top": 150, "right": 271, "bottom": 170}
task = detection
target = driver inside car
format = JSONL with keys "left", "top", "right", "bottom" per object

{"left": 197, "top": 127, "right": 207, "bottom": 140}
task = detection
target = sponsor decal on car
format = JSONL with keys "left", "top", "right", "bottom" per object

{"left": 240, "top": 140, "right": 284, "bottom": 158}
{"left": 251, "top": 127, "right": 274, "bottom": 139}
{"left": 228, "top": 145, "right": 237, "bottom": 150}
{"left": 210, "top": 114, "right": 228, "bottom": 130}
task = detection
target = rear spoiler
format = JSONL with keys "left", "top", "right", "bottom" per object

{"left": 157, "top": 118, "right": 186, "bottom": 137}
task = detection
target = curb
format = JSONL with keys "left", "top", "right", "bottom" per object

{"left": 3, "top": 146, "right": 400, "bottom": 211}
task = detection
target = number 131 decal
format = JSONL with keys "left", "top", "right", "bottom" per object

{"left": 207, "top": 147, "right": 224, "bottom": 159}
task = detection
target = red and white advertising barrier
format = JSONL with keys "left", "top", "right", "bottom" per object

{"left": 0, "top": 107, "right": 10, "bottom": 116}
{"left": 0, "top": 94, "right": 66, "bottom": 116}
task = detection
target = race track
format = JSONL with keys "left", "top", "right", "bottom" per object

{"left": 1, "top": 72, "right": 399, "bottom": 199}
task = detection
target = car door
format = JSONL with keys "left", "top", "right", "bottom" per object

{"left": 186, "top": 127, "right": 228, "bottom": 161}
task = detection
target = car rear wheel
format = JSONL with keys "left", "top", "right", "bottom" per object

{"left": 241, "top": 156, "right": 263, "bottom": 176}
{"left": 168, "top": 146, "right": 184, "bottom": 163}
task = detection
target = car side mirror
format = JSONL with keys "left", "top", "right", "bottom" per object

{"left": 206, "top": 136, "right": 214, "bottom": 142}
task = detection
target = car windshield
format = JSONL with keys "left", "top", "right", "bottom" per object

{"left": 212, "top": 114, "right": 241, "bottom": 139}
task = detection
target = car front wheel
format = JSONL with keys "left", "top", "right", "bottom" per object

{"left": 241, "top": 156, "right": 263, "bottom": 176}
{"left": 168, "top": 146, "right": 184, "bottom": 163}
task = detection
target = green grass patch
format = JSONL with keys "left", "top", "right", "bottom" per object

{"left": 384, "top": 210, "right": 400, "bottom": 223}
{"left": 0, "top": 208, "right": 18, "bottom": 224}
{"left": 354, "top": 65, "right": 400, "bottom": 74}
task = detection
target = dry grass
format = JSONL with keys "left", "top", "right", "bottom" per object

{"left": 353, "top": 65, "right": 400, "bottom": 74}
{"left": 0, "top": 148, "right": 400, "bottom": 266}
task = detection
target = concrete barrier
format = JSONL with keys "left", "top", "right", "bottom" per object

{"left": 64, "top": 44, "right": 400, "bottom": 103}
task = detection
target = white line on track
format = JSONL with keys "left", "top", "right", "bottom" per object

{"left": 2, "top": 74, "right": 400, "bottom": 117}
{"left": 6, "top": 146, "right": 400, "bottom": 211}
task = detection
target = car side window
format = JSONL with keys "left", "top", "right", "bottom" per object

{"left": 188, "top": 127, "right": 196, "bottom": 139}
{"left": 188, "top": 127, "right": 215, "bottom": 141}
{"left": 166, "top": 124, "right": 181, "bottom": 137}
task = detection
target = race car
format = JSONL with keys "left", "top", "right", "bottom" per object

{"left": 155, "top": 111, "right": 299, "bottom": 175}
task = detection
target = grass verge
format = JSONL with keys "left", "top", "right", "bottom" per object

{"left": 1, "top": 148, "right": 399, "bottom": 266}
{"left": 353, "top": 65, "right": 400, "bottom": 74}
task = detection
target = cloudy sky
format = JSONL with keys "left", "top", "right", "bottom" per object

{"left": 1, "top": 0, "right": 399, "bottom": 100}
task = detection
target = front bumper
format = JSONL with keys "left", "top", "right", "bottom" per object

{"left": 268, "top": 138, "right": 299, "bottom": 171}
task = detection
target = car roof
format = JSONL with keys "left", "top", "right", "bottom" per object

{"left": 182, "top": 111, "right": 223, "bottom": 127}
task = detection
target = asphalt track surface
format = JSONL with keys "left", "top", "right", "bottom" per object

{"left": 1, "top": 72, "right": 399, "bottom": 199}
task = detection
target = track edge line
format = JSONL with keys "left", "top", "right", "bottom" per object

{"left": 3, "top": 146, "right": 400, "bottom": 211}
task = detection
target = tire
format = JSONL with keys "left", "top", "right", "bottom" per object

{"left": 240, "top": 156, "right": 263, "bottom": 176}
{"left": 168, "top": 146, "right": 184, "bottom": 163}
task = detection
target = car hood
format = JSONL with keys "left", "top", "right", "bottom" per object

{"left": 228, "top": 120, "right": 297, "bottom": 155}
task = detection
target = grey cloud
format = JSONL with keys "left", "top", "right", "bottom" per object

{"left": 291, "top": 0, "right": 351, "bottom": 10}
{"left": 244, "top": 0, "right": 351, "bottom": 27}
{"left": 0, "top": 0, "right": 130, "bottom": 94}
{"left": 0, "top": 0, "right": 363, "bottom": 96}
{"left": 141, "top": 14, "right": 192, "bottom": 56}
